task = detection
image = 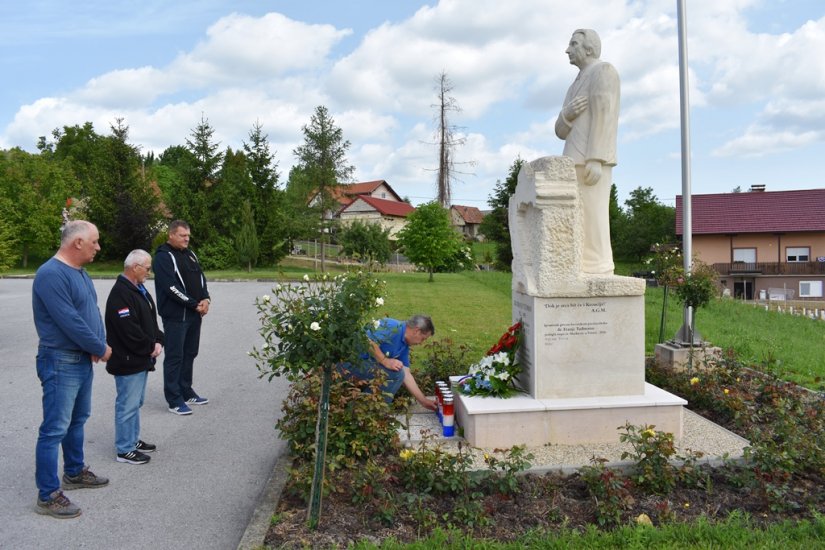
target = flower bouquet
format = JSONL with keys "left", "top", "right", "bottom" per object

{"left": 458, "top": 322, "right": 523, "bottom": 398}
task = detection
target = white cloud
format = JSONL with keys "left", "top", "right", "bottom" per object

{"left": 3, "top": 0, "right": 825, "bottom": 203}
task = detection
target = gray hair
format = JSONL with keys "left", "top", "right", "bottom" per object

{"left": 407, "top": 314, "right": 435, "bottom": 336}
{"left": 124, "top": 249, "right": 151, "bottom": 269}
{"left": 60, "top": 220, "right": 94, "bottom": 245}
{"left": 573, "top": 29, "right": 601, "bottom": 59}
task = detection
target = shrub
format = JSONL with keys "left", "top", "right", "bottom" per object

{"left": 415, "top": 337, "right": 473, "bottom": 392}
{"left": 197, "top": 236, "right": 236, "bottom": 270}
{"left": 275, "top": 369, "right": 400, "bottom": 471}
{"left": 579, "top": 457, "right": 635, "bottom": 527}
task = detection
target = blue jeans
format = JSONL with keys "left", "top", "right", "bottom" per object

{"left": 35, "top": 347, "right": 93, "bottom": 501}
{"left": 162, "top": 317, "right": 201, "bottom": 407}
{"left": 114, "top": 371, "right": 148, "bottom": 454}
{"left": 339, "top": 362, "right": 405, "bottom": 403}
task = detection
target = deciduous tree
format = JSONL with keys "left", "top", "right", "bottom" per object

{"left": 338, "top": 220, "right": 391, "bottom": 266}
{"left": 396, "top": 201, "right": 463, "bottom": 282}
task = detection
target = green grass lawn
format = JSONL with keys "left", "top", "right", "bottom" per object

{"left": 380, "top": 271, "right": 825, "bottom": 388}
{"left": 6, "top": 263, "right": 822, "bottom": 388}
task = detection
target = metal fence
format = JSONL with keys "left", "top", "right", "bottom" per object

{"left": 290, "top": 240, "right": 413, "bottom": 269}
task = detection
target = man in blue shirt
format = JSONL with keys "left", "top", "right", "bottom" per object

{"left": 32, "top": 220, "right": 112, "bottom": 519}
{"left": 346, "top": 314, "right": 437, "bottom": 411}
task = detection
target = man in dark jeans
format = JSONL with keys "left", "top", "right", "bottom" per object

{"left": 153, "top": 220, "right": 211, "bottom": 415}
{"left": 32, "top": 220, "right": 112, "bottom": 518}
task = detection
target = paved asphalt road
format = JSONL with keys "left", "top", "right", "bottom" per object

{"left": 0, "top": 278, "right": 289, "bottom": 549}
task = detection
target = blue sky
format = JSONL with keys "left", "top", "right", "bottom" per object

{"left": 2, "top": 0, "right": 825, "bottom": 208}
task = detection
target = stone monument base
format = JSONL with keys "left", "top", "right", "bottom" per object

{"left": 452, "top": 380, "right": 686, "bottom": 448}
{"left": 654, "top": 342, "right": 723, "bottom": 372}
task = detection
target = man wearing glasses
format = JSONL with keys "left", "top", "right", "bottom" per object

{"left": 104, "top": 249, "right": 164, "bottom": 465}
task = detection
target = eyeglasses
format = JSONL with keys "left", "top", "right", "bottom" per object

{"left": 138, "top": 264, "right": 152, "bottom": 271}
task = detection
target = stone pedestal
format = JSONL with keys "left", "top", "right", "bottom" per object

{"left": 455, "top": 156, "right": 686, "bottom": 448}
{"left": 514, "top": 292, "right": 644, "bottom": 399}
{"left": 654, "top": 342, "right": 722, "bottom": 372}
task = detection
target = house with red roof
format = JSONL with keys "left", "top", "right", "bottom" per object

{"left": 450, "top": 205, "right": 486, "bottom": 241}
{"left": 338, "top": 195, "right": 415, "bottom": 239}
{"left": 309, "top": 180, "right": 403, "bottom": 210}
{"left": 676, "top": 186, "right": 825, "bottom": 300}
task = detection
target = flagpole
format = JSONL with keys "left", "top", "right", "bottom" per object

{"left": 676, "top": 0, "right": 696, "bottom": 345}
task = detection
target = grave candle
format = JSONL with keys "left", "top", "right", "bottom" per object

{"left": 442, "top": 394, "right": 455, "bottom": 437}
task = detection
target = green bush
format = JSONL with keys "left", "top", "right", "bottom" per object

{"left": 579, "top": 458, "right": 635, "bottom": 527}
{"left": 275, "top": 369, "right": 401, "bottom": 472}
{"left": 197, "top": 235, "right": 236, "bottom": 270}
{"left": 414, "top": 337, "right": 473, "bottom": 392}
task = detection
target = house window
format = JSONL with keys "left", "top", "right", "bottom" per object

{"left": 732, "top": 248, "right": 756, "bottom": 263}
{"left": 799, "top": 280, "right": 823, "bottom": 298}
{"left": 381, "top": 192, "right": 386, "bottom": 198}
{"left": 786, "top": 247, "right": 810, "bottom": 262}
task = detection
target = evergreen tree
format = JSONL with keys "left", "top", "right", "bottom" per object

{"left": 235, "top": 200, "right": 260, "bottom": 272}
{"left": 293, "top": 106, "right": 354, "bottom": 271}
{"left": 243, "top": 121, "right": 284, "bottom": 265}
{"left": 182, "top": 115, "right": 224, "bottom": 242}
{"left": 479, "top": 158, "right": 523, "bottom": 271}
{"left": 104, "top": 119, "right": 161, "bottom": 259}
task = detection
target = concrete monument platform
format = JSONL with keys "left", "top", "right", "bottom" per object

{"left": 453, "top": 382, "right": 686, "bottom": 448}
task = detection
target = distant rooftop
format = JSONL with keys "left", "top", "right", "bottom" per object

{"left": 676, "top": 188, "right": 825, "bottom": 235}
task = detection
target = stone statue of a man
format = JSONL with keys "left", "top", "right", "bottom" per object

{"left": 555, "top": 29, "right": 619, "bottom": 275}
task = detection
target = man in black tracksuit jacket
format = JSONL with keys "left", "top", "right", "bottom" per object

{"left": 153, "top": 220, "right": 211, "bottom": 415}
{"left": 105, "top": 249, "right": 164, "bottom": 464}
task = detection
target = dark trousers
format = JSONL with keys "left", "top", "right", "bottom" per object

{"left": 161, "top": 316, "right": 202, "bottom": 407}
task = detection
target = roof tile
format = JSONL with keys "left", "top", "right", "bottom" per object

{"left": 676, "top": 189, "right": 825, "bottom": 235}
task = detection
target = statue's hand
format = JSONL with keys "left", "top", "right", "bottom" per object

{"left": 562, "top": 95, "right": 588, "bottom": 123}
{"left": 583, "top": 160, "right": 602, "bottom": 186}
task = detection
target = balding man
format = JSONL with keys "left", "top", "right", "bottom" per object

{"left": 32, "top": 220, "right": 112, "bottom": 518}
{"left": 555, "top": 28, "right": 620, "bottom": 275}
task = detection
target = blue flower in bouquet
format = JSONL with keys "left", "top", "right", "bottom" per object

{"left": 459, "top": 323, "right": 523, "bottom": 398}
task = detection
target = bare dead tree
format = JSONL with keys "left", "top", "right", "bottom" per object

{"left": 430, "top": 71, "right": 474, "bottom": 208}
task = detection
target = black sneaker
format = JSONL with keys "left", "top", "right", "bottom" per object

{"left": 62, "top": 466, "right": 110, "bottom": 489}
{"left": 136, "top": 440, "right": 156, "bottom": 453}
{"left": 35, "top": 490, "right": 81, "bottom": 519}
{"left": 116, "top": 450, "right": 151, "bottom": 465}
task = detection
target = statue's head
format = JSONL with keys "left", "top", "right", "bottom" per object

{"left": 569, "top": 29, "right": 601, "bottom": 62}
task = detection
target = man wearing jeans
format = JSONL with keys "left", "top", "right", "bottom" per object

{"left": 342, "top": 315, "right": 437, "bottom": 411}
{"left": 32, "top": 220, "right": 112, "bottom": 518}
{"left": 153, "top": 220, "right": 211, "bottom": 415}
{"left": 105, "top": 250, "right": 164, "bottom": 465}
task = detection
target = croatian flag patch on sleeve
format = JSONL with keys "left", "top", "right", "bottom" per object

{"left": 118, "top": 307, "right": 130, "bottom": 318}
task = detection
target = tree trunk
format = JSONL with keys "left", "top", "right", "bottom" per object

{"left": 307, "top": 364, "right": 333, "bottom": 529}
{"left": 658, "top": 285, "right": 669, "bottom": 343}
